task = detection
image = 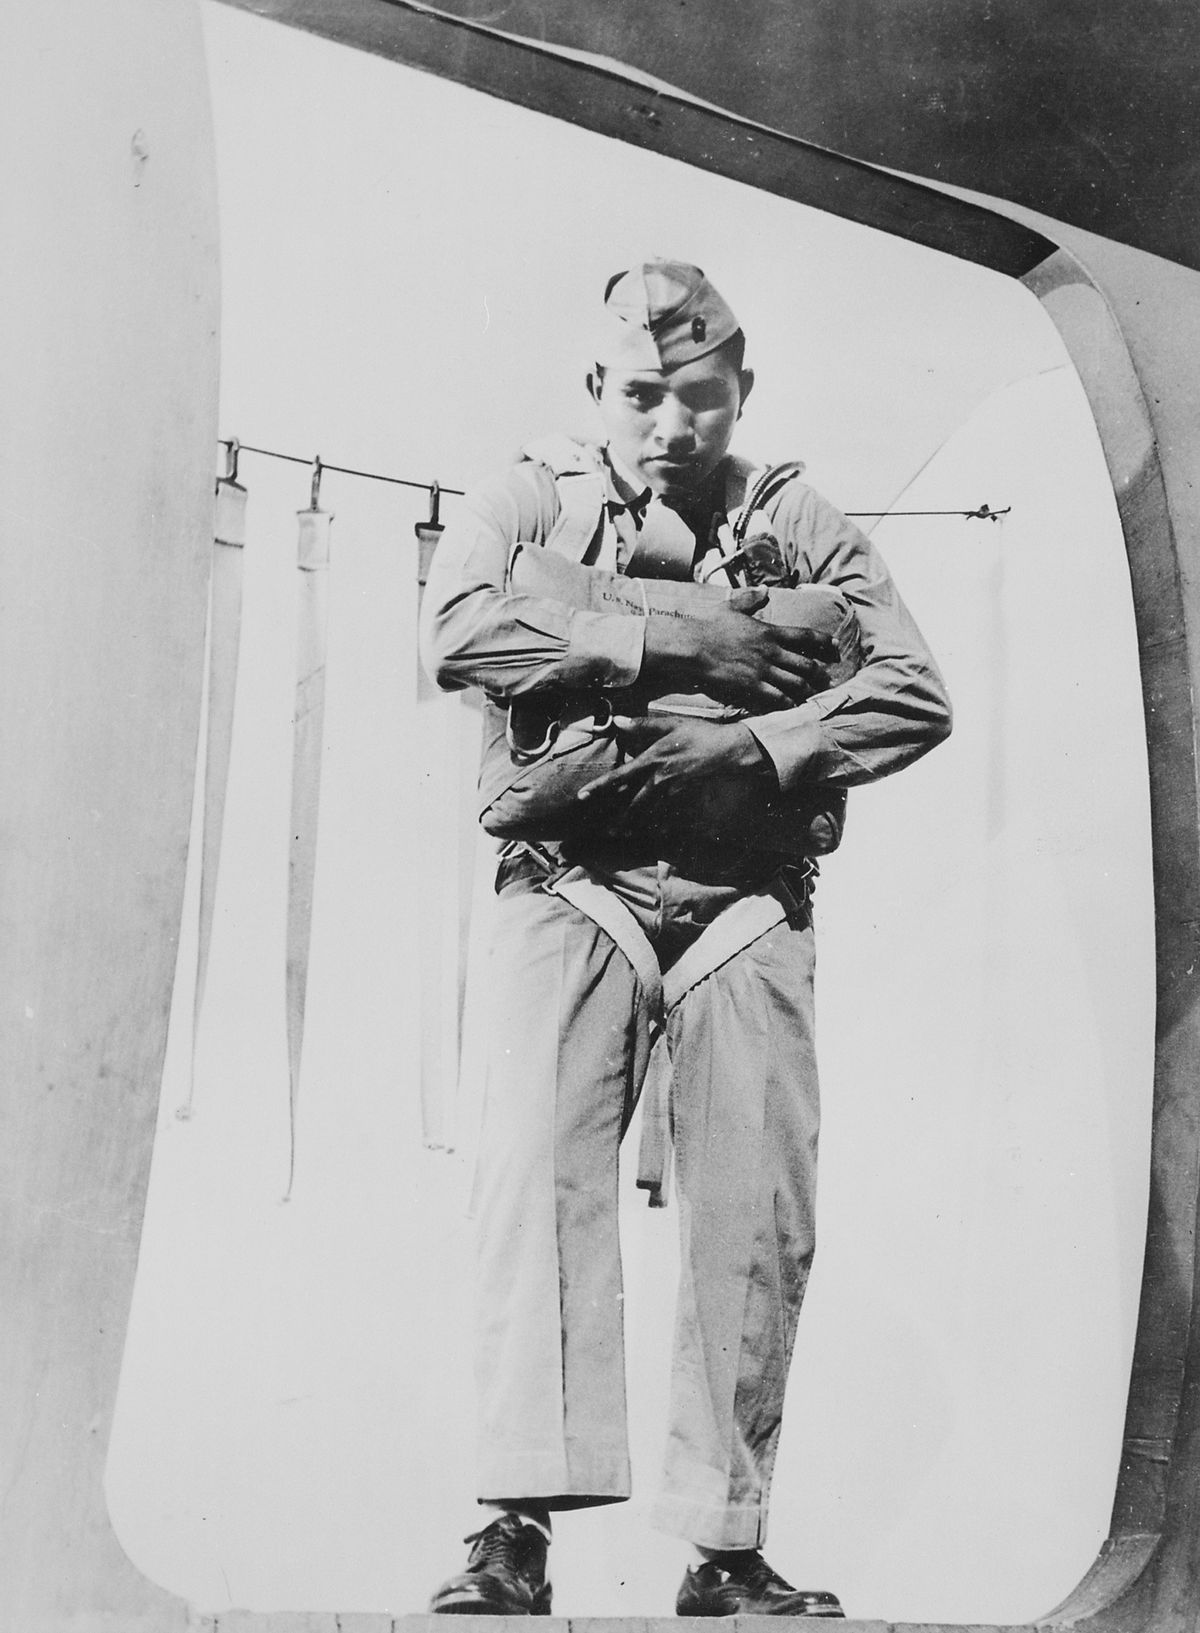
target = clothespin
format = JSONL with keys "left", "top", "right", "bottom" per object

{"left": 213, "top": 439, "right": 247, "bottom": 545}
{"left": 309, "top": 454, "right": 324, "bottom": 513}
{"left": 966, "top": 502, "right": 1011, "bottom": 523}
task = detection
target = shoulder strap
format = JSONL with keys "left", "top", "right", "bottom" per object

{"left": 726, "top": 458, "right": 807, "bottom": 544}
{"left": 519, "top": 435, "right": 608, "bottom": 563}
{"left": 721, "top": 454, "right": 759, "bottom": 520}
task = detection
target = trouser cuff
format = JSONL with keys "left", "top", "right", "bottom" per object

{"left": 650, "top": 1491, "right": 769, "bottom": 1549}
{"left": 478, "top": 1441, "right": 631, "bottom": 1507}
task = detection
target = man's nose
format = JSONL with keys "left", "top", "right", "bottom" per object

{"left": 653, "top": 396, "right": 694, "bottom": 446}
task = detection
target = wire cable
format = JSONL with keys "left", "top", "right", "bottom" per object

{"left": 225, "top": 440, "right": 465, "bottom": 499}
{"left": 219, "top": 439, "right": 1009, "bottom": 521}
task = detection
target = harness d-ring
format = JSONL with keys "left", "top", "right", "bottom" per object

{"left": 505, "top": 693, "right": 615, "bottom": 762}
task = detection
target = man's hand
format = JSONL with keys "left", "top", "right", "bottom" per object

{"left": 641, "top": 587, "right": 835, "bottom": 713}
{"left": 577, "top": 714, "right": 773, "bottom": 829}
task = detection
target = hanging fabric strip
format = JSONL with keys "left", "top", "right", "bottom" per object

{"left": 285, "top": 494, "right": 333, "bottom": 1196}
{"left": 178, "top": 469, "right": 247, "bottom": 1121}
{"left": 415, "top": 498, "right": 442, "bottom": 704}
{"left": 414, "top": 499, "right": 462, "bottom": 1150}
{"left": 415, "top": 695, "right": 483, "bottom": 1153}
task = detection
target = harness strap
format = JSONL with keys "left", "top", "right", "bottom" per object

{"left": 520, "top": 436, "right": 608, "bottom": 564}
{"left": 540, "top": 858, "right": 810, "bottom": 1206}
{"left": 545, "top": 866, "right": 663, "bottom": 1018}
{"left": 662, "top": 889, "right": 789, "bottom": 1012}
{"left": 543, "top": 864, "right": 669, "bottom": 1206}
{"left": 519, "top": 441, "right": 808, "bottom": 577}
{"left": 734, "top": 459, "right": 806, "bottom": 542}
{"left": 625, "top": 496, "right": 697, "bottom": 577}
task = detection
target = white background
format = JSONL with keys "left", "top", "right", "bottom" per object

{"left": 107, "top": 6, "right": 1156, "bottom": 1623}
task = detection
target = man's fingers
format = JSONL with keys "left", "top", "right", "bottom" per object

{"left": 766, "top": 654, "right": 830, "bottom": 684}
{"left": 613, "top": 780, "right": 663, "bottom": 825}
{"left": 764, "top": 662, "right": 830, "bottom": 698}
{"left": 727, "top": 585, "right": 770, "bottom": 615}
{"left": 578, "top": 753, "right": 656, "bottom": 801}
{"left": 612, "top": 713, "right": 673, "bottom": 746}
{"left": 765, "top": 626, "right": 839, "bottom": 662}
{"left": 577, "top": 764, "right": 636, "bottom": 801}
{"left": 578, "top": 715, "right": 681, "bottom": 800}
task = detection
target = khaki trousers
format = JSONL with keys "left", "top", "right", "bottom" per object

{"left": 472, "top": 864, "right": 820, "bottom": 1549}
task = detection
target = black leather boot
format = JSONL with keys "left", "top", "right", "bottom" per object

{"left": 677, "top": 1551, "right": 843, "bottom": 1617}
{"left": 429, "top": 1512, "right": 552, "bottom": 1615}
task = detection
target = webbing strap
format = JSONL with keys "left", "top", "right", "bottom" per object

{"left": 662, "top": 889, "right": 788, "bottom": 1011}
{"left": 544, "top": 866, "right": 669, "bottom": 1206}
{"left": 520, "top": 436, "right": 608, "bottom": 565}
{"left": 179, "top": 475, "right": 247, "bottom": 1122}
{"left": 647, "top": 887, "right": 790, "bottom": 1205}
{"left": 546, "top": 470, "right": 607, "bottom": 563}
{"left": 284, "top": 504, "right": 332, "bottom": 1198}
{"left": 636, "top": 1038, "right": 673, "bottom": 1210}
{"left": 734, "top": 460, "right": 806, "bottom": 541}
{"left": 625, "top": 496, "right": 697, "bottom": 578}
{"left": 546, "top": 866, "right": 663, "bottom": 1018}
{"left": 543, "top": 864, "right": 800, "bottom": 1206}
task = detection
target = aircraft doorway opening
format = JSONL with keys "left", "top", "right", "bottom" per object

{"left": 106, "top": 5, "right": 1154, "bottom": 1623}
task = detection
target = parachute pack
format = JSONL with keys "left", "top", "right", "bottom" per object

{"left": 477, "top": 439, "right": 860, "bottom": 870}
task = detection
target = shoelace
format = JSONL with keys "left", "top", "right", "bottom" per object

{"left": 467, "top": 1518, "right": 538, "bottom": 1575}
{"left": 708, "top": 1552, "right": 793, "bottom": 1594}
{"left": 738, "top": 1554, "right": 791, "bottom": 1592}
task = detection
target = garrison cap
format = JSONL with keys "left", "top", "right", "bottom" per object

{"left": 593, "top": 259, "right": 741, "bottom": 371}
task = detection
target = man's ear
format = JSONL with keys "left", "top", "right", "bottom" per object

{"left": 737, "top": 368, "right": 755, "bottom": 418}
{"left": 586, "top": 369, "right": 603, "bottom": 405}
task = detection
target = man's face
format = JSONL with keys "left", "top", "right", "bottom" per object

{"left": 589, "top": 349, "right": 753, "bottom": 502}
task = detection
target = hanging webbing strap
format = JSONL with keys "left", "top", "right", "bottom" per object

{"left": 414, "top": 505, "right": 465, "bottom": 1152}
{"left": 285, "top": 501, "right": 332, "bottom": 1197}
{"left": 415, "top": 694, "right": 478, "bottom": 1153}
{"left": 415, "top": 493, "right": 443, "bottom": 705}
{"left": 179, "top": 472, "right": 247, "bottom": 1121}
{"left": 543, "top": 862, "right": 803, "bottom": 1206}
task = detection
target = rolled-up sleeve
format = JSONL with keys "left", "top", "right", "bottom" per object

{"left": 747, "top": 485, "right": 952, "bottom": 790}
{"left": 419, "top": 471, "right": 645, "bottom": 698}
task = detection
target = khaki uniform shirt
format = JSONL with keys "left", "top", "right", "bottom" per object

{"left": 420, "top": 443, "right": 952, "bottom": 795}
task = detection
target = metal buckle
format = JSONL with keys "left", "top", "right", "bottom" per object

{"left": 774, "top": 857, "right": 818, "bottom": 920}
{"left": 505, "top": 693, "right": 614, "bottom": 763}
{"left": 506, "top": 709, "right": 560, "bottom": 762}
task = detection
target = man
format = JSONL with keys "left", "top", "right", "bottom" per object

{"left": 419, "top": 260, "right": 951, "bottom": 1618}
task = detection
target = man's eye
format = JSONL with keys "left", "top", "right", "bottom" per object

{"left": 626, "top": 389, "right": 658, "bottom": 410}
{"left": 683, "top": 387, "right": 730, "bottom": 412}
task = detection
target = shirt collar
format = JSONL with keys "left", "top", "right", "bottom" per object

{"left": 602, "top": 446, "right": 652, "bottom": 513}
{"left": 601, "top": 446, "right": 731, "bottom": 543}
